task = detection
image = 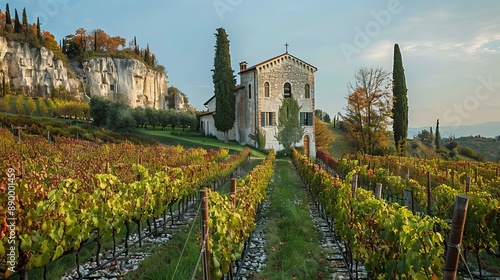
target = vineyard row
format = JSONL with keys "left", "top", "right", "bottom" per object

{"left": 0, "top": 133, "right": 251, "bottom": 279}
{"left": 314, "top": 150, "right": 500, "bottom": 278}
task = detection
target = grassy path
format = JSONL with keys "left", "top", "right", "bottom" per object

{"left": 124, "top": 158, "right": 330, "bottom": 280}
{"left": 256, "top": 158, "right": 329, "bottom": 279}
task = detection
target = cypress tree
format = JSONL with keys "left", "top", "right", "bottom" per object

{"left": 94, "top": 30, "right": 97, "bottom": 51}
{"left": 22, "top": 8, "right": 28, "bottom": 28}
{"left": 144, "top": 44, "right": 150, "bottom": 65}
{"left": 5, "top": 4, "right": 12, "bottom": 29}
{"left": 36, "top": 17, "right": 41, "bottom": 41}
{"left": 212, "top": 27, "right": 236, "bottom": 143}
{"left": 435, "top": 119, "right": 441, "bottom": 150}
{"left": 14, "top": 9, "right": 21, "bottom": 33}
{"left": 392, "top": 43, "right": 408, "bottom": 156}
{"left": 134, "top": 36, "right": 139, "bottom": 55}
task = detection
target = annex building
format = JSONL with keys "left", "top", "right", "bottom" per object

{"left": 200, "top": 51, "right": 317, "bottom": 157}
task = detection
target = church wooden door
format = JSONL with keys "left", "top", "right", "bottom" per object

{"left": 303, "top": 135, "right": 310, "bottom": 158}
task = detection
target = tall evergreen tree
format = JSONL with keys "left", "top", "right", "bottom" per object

{"left": 36, "top": 17, "right": 41, "bottom": 41}
{"left": 212, "top": 27, "right": 236, "bottom": 143}
{"left": 14, "top": 9, "right": 21, "bottom": 33}
{"left": 392, "top": 43, "right": 408, "bottom": 156}
{"left": 144, "top": 44, "right": 151, "bottom": 65}
{"left": 22, "top": 8, "right": 28, "bottom": 29}
{"left": 94, "top": 30, "right": 97, "bottom": 51}
{"left": 435, "top": 119, "right": 441, "bottom": 150}
{"left": 5, "top": 4, "right": 12, "bottom": 30}
{"left": 276, "top": 96, "right": 304, "bottom": 153}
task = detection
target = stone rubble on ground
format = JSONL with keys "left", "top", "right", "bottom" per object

{"left": 60, "top": 203, "right": 199, "bottom": 280}
{"left": 232, "top": 200, "right": 270, "bottom": 280}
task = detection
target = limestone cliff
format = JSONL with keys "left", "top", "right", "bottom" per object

{"left": 0, "top": 36, "right": 169, "bottom": 110}
{"left": 72, "top": 57, "right": 168, "bottom": 109}
{"left": 0, "top": 36, "right": 78, "bottom": 97}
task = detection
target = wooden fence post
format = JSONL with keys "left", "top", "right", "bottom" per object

{"left": 230, "top": 178, "right": 236, "bottom": 207}
{"left": 375, "top": 183, "right": 382, "bottom": 200}
{"left": 465, "top": 177, "right": 471, "bottom": 193}
{"left": 200, "top": 189, "right": 211, "bottom": 280}
{"left": 427, "top": 172, "right": 432, "bottom": 214}
{"left": 443, "top": 195, "right": 469, "bottom": 280}
{"left": 12, "top": 125, "right": 26, "bottom": 143}
{"left": 351, "top": 174, "right": 358, "bottom": 199}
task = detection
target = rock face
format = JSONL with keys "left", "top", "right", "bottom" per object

{"left": 0, "top": 36, "right": 168, "bottom": 110}
{"left": 73, "top": 57, "right": 168, "bottom": 109}
{"left": 0, "top": 36, "right": 78, "bottom": 97}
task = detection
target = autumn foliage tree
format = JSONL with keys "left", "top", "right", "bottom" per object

{"left": 341, "top": 67, "right": 392, "bottom": 155}
{"left": 314, "top": 116, "right": 334, "bottom": 150}
{"left": 62, "top": 28, "right": 126, "bottom": 57}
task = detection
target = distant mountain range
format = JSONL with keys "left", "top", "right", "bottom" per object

{"left": 408, "top": 121, "right": 500, "bottom": 139}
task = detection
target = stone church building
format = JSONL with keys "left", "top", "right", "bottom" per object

{"left": 200, "top": 51, "right": 317, "bottom": 157}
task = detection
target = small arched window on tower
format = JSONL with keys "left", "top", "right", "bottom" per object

{"left": 248, "top": 84, "right": 252, "bottom": 99}
{"left": 305, "top": 84, "right": 310, "bottom": 98}
{"left": 284, "top": 82, "right": 291, "bottom": 98}
{"left": 264, "top": 82, "right": 270, "bottom": 97}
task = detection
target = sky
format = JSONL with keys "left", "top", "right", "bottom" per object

{"left": 9, "top": 0, "right": 500, "bottom": 129}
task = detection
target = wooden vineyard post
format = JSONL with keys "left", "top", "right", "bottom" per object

{"left": 351, "top": 174, "right": 358, "bottom": 198}
{"left": 200, "top": 189, "right": 211, "bottom": 280}
{"left": 451, "top": 169, "right": 455, "bottom": 188}
{"left": 230, "top": 178, "right": 236, "bottom": 207}
{"left": 497, "top": 167, "right": 499, "bottom": 177}
{"left": 375, "top": 183, "right": 382, "bottom": 200}
{"left": 465, "top": 177, "right": 471, "bottom": 194}
{"left": 427, "top": 171, "right": 432, "bottom": 214}
{"left": 11, "top": 125, "right": 26, "bottom": 143}
{"left": 443, "top": 195, "right": 469, "bottom": 280}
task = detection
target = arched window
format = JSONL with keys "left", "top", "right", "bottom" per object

{"left": 248, "top": 84, "right": 251, "bottom": 99}
{"left": 264, "top": 82, "right": 270, "bottom": 97}
{"left": 284, "top": 82, "right": 291, "bottom": 98}
{"left": 305, "top": 84, "right": 310, "bottom": 98}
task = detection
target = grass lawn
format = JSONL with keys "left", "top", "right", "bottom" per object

{"left": 124, "top": 217, "right": 204, "bottom": 280}
{"left": 327, "top": 127, "right": 353, "bottom": 158}
{"left": 133, "top": 128, "right": 267, "bottom": 158}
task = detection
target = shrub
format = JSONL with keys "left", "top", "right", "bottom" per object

{"left": 446, "top": 141, "right": 459, "bottom": 150}
{"left": 449, "top": 149, "right": 457, "bottom": 158}
{"left": 0, "top": 98, "right": 8, "bottom": 112}
{"left": 459, "top": 146, "right": 477, "bottom": 159}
